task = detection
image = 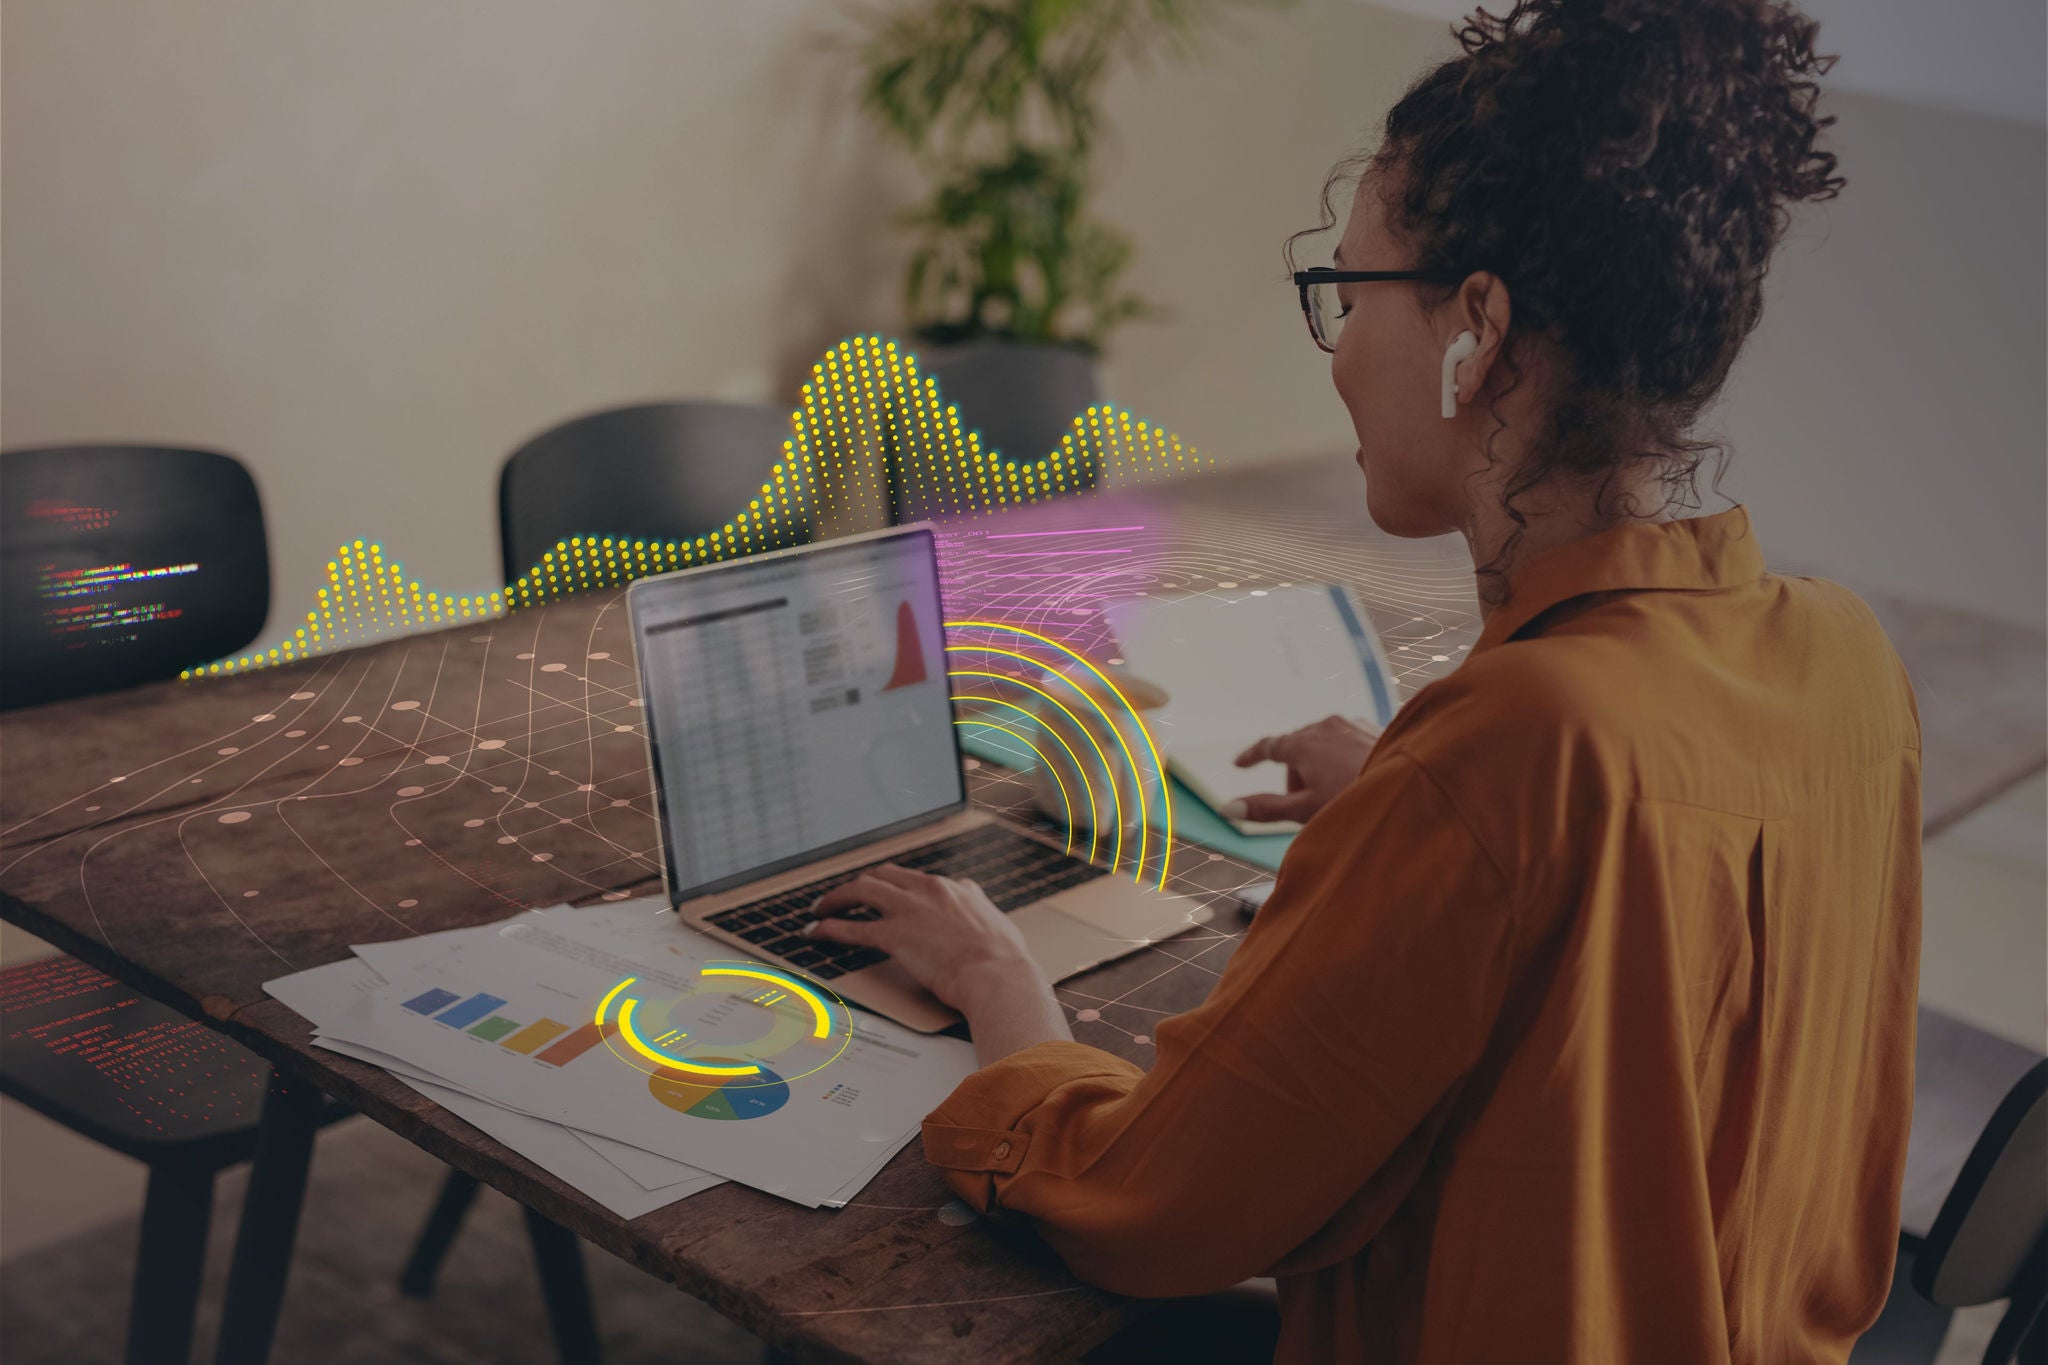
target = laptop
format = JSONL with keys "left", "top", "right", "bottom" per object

{"left": 626, "top": 522, "right": 1200, "bottom": 1033}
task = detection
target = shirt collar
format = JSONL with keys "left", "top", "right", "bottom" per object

{"left": 1471, "top": 505, "right": 1764, "bottom": 654}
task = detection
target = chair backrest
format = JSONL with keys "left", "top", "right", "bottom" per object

{"left": 0, "top": 444, "right": 269, "bottom": 710}
{"left": 1913, "top": 1057, "right": 2048, "bottom": 1360}
{"left": 921, "top": 342, "right": 1098, "bottom": 466}
{"left": 889, "top": 342, "right": 1100, "bottom": 524}
{"left": 496, "top": 401, "right": 789, "bottom": 585}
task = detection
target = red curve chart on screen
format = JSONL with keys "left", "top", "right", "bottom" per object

{"left": 881, "top": 599, "right": 928, "bottom": 691}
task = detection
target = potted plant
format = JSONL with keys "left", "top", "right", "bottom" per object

{"left": 854, "top": 0, "right": 1271, "bottom": 499}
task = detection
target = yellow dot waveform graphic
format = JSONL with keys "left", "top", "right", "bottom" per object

{"left": 183, "top": 336, "right": 1211, "bottom": 677}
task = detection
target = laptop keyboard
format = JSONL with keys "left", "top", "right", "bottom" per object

{"left": 700, "top": 824, "right": 1108, "bottom": 980}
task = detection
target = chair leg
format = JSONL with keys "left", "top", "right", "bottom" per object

{"left": 2013, "top": 1304, "right": 2045, "bottom": 1365}
{"left": 211, "top": 1068, "right": 323, "bottom": 1365}
{"left": 399, "top": 1170, "right": 482, "bottom": 1298}
{"left": 124, "top": 1161, "right": 215, "bottom": 1365}
{"left": 523, "top": 1205, "right": 604, "bottom": 1365}
{"left": 1985, "top": 1233, "right": 2048, "bottom": 1365}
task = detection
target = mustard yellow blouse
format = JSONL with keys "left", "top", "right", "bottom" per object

{"left": 922, "top": 507, "right": 1922, "bottom": 1363}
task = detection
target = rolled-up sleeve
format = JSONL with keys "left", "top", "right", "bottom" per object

{"left": 919, "top": 751, "right": 1518, "bottom": 1297}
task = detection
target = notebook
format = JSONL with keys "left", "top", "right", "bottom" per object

{"left": 1103, "top": 585, "right": 1397, "bottom": 836}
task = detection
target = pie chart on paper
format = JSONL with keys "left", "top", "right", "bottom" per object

{"left": 646, "top": 1060, "right": 791, "bottom": 1121}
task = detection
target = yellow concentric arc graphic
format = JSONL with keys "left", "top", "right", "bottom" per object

{"left": 616, "top": 996, "right": 761, "bottom": 1078}
{"left": 697, "top": 966, "right": 834, "bottom": 1040}
{"left": 944, "top": 624, "right": 1172, "bottom": 890}
{"left": 594, "top": 965, "right": 853, "bottom": 1087}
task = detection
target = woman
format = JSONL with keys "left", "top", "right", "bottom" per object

{"left": 805, "top": 0, "right": 1921, "bottom": 1358}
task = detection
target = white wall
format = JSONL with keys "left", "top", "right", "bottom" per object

{"left": 1364, "top": 0, "right": 2048, "bottom": 126}
{"left": 5, "top": 0, "right": 2042, "bottom": 657}
{"left": 2, "top": 0, "right": 913, "bottom": 631}
{"left": 1715, "top": 95, "right": 2046, "bottom": 619}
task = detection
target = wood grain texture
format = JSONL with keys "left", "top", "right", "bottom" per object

{"left": 3, "top": 455, "right": 2038, "bottom": 1361}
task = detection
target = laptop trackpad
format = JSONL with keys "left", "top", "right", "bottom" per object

{"left": 1012, "top": 903, "right": 1162, "bottom": 981}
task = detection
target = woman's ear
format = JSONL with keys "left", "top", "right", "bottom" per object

{"left": 1451, "top": 271, "right": 1513, "bottom": 406}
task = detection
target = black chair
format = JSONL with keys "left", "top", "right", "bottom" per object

{"left": 1855, "top": 1051, "right": 2048, "bottom": 1364}
{"left": 920, "top": 343, "right": 1098, "bottom": 468}
{"left": 886, "top": 344, "right": 1102, "bottom": 523}
{"left": 497, "top": 401, "right": 792, "bottom": 584}
{"left": 1912, "top": 1058, "right": 2048, "bottom": 1362}
{"left": 0, "top": 444, "right": 602, "bottom": 1365}
{"left": 0, "top": 956, "right": 350, "bottom": 1364}
{"left": 0, "top": 444, "right": 269, "bottom": 709}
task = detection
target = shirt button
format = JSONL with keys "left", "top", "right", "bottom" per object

{"left": 993, "top": 1141, "right": 1012, "bottom": 1160}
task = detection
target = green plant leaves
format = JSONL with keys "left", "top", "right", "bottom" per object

{"left": 854, "top": 0, "right": 1272, "bottom": 350}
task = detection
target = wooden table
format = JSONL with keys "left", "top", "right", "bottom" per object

{"left": 4, "top": 454, "right": 2041, "bottom": 1362}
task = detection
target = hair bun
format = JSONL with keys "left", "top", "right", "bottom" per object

{"left": 1459, "top": 0, "right": 1844, "bottom": 214}
{"left": 1296, "top": 0, "right": 1846, "bottom": 533}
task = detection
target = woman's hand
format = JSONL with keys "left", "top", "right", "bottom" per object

{"left": 804, "top": 865, "right": 1029, "bottom": 1009}
{"left": 1221, "top": 714, "right": 1383, "bottom": 824}
{"left": 804, "top": 865, "right": 1072, "bottom": 1065}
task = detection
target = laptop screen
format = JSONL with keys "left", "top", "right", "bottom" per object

{"left": 629, "top": 526, "right": 964, "bottom": 903}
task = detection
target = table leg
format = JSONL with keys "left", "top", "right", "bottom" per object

{"left": 399, "top": 1169, "right": 481, "bottom": 1298}
{"left": 124, "top": 1159, "right": 215, "bottom": 1365}
{"left": 523, "top": 1205, "right": 604, "bottom": 1365}
{"left": 211, "top": 1068, "right": 322, "bottom": 1365}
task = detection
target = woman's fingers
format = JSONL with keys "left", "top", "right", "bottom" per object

{"left": 802, "top": 875, "right": 907, "bottom": 947}
{"left": 1219, "top": 789, "right": 1321, "bottom": 823}
{"left": 809, "top": 873, "right": 912, "bottom": 920}
{"left": 804, "top": 914, "right": 884, "bottom": 946}
{"left": 1235, "top": 732, "right": 1291, "bottom": 767}
{"left": 866, "top": 862, "right": 924, "bottom": 886}
{"left": 1235, "top": 729, "right": 1308, "bottom": 769}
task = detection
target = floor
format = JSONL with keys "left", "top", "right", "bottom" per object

{"left": 0, "top": 1113, "right": 767, "bottom": 1364}
{"left": 1918, "top": 770, "right": 2048, "bottom": 1049}
{"left": 4, "top": 772, "right": 2041, "bottom": 1360}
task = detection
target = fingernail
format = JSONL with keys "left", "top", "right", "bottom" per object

{"left": 800, "top": 920, "right": 819, "bottom": 936}
{"left": 1219, "top": 800, "right": 1247, "bottom": 820}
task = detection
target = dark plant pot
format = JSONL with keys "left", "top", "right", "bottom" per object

{"left": 892, "top": 339, "right": 1101, "bottom": 521}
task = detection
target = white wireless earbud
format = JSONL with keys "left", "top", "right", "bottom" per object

{"left": 1441, "top": 331, "right": 1478, "bottom": 419}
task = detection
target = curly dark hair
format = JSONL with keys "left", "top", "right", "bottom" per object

{"left": 1293, "top": 0, "right": 1844, "bottom": 583}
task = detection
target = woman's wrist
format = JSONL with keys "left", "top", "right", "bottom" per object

{"left": 941, "top": 950, "right": 1044, "bottom": 1013}
{"left": 944, "top": 953, "right": 1073, "bottom": 1067}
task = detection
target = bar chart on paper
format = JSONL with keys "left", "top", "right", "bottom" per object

{"left": 331, "top": 907, "right": 981, "bottom": 1206}
{"left": 398, "top": 973, "right": 793, "bottom": 1120}
{"left": 400, "top": 987, "right": 615, "bottom": 1068}
{"left": 392, "top": 965, "right": 795, "bottom": 1126}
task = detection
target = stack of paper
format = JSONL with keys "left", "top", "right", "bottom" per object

{"left": 264, "top": 897, "right": 978, "bottom": 1216}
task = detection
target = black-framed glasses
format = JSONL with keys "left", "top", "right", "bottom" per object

{"left": 1293, "top": 267, "right": 1464, "bottom": 353}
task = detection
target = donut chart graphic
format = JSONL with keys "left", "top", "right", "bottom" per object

{"left": 647, "top": 1061, "right": 790, "bottom": 1121}
{"left": 594, "top": 964, "right": 852, "bottom": 1109}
